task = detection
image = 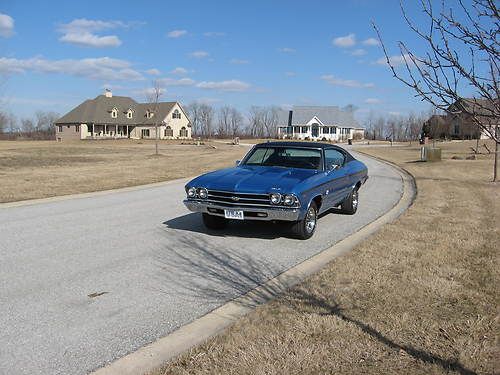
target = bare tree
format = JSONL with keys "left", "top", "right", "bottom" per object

{"left": 199, "top": 104, "right": 214, "bottom": 138}
{"left": 187, "top": 102, "right": 202, "bottom": 137}
{"left": 21, "top": 118, "right": 35, "bottom": 133}
{"left": 217, "top": 106, "right": 231, "bottom": 137}
{"left": 229, "top": 107, "right": 243, "bottom": 137}
{"left": 0, "top": 111, "right": 7, "bottom": 133}
{"left": 249, "top": 106, "right": 264, "bottom": 138}
{"left": 373, "top": 0, "right": 499, "bottom": 181}
{"left": 145, "top": 80, "right": 163, "bottom": 155}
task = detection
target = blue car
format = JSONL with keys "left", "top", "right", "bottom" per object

{"left": 184, "top": 142, "right": 368, "bottom": 239}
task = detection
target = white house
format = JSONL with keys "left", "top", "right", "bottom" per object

{"left": 277, "top": 106, "right": 363, "bottom": 141}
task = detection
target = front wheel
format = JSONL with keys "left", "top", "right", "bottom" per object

{"left": 340, "top": 187, "right": 359, "bottom": 215}
{"left": 202, "top": 213, "right": 227, "bottom": 230}
{"left": 291, "top": 201, "right": 318, "bottom": 240}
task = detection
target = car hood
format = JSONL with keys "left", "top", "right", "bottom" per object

{"left": 188, "top": 166, "right": 319, "bottom": 194}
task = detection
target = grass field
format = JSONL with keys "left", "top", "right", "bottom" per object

{"left": 153, "top": 140, "right": 499, "bottom": 375}
{"left": 0, "top": 140, "right": 248, "bottom": 203}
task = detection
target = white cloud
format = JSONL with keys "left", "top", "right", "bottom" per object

{"left": 0, "top": 13, "right": 14, "bottom": 38}
{"left": 278, "top": 47, "right": 296, "bottom": 53}
{"left": 320, "top": 74, "right": 374, "bottom": 88}
{"left": 0, "top": 56, "right": 144, "bottom": 81}
{"left": 158, "top": 77, "right": 196, "bottom": 86}
{"left": 388, "top": 111, "right": 401, "bottom": 116}
{"left": 229, "top": 58, "right": 249, "bottom": 64}
{"left": 134, "top": 87, "right": 167, "bottom": 97}
{"left": 204, "top": 32, "right": 225, "bottom": 37}
{"left": 365, "top": 98, "right": 381, "bottom": 104}
{"left": 197, "top": 97, "right": 222, "bottom": 104}
{"left": 170, "top": 67, "right": 188, "bottom": 75}
{"left": 375, "top": 53, "right": 413, "bottom": 67}
{"left": 146, "top": 68, "right": 161, "bottom": 75}
{"left": 285, "top": 71, "right": 296, "bottom": 77}
{"left": 59, "top": 32, "right": 121, "bottom": 48}
{"left": 167, "top": 29, "right": 187, "bottom": 38}
{"left": 332, "top": 33, "right": 356, "bottom": 47}
{"left": 362, "top": 37, "right": 380, "bottom": 46}
{"left": 57, "top": 18, "right": 132, "bottom": 48}
{"left": 196, "top": 79, "right": 250, "bottom": 92}
{"left": 189, "top": 50, "right": 209, "bottom": 59}
{"left": 350, "top": 48, "right": 366, "bottom": 56}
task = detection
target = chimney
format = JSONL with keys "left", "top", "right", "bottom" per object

{"left": 287, "top": 110, "right": 293, "bottom": 134}
{"left": 105, "top": 89, "right": 113, "bottom": 98}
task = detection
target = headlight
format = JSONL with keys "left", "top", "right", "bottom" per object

{"left": 187, "top": 187, "right": 196, "bottom": 198}
{"left": 283, "top": 194, "right": 297, "bottom": 206}
{"left": 270, "top": 193, "right": 281, "bottom": 204}
{"left": 198, "top": 187, "right": 208, "bottom": 199}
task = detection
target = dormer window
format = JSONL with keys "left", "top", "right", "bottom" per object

{"left": 126, "top": 109, "right": 133, "bottom": 119}
{"left": 111, "top": 108, "right": 118, "bottom": 118}
{"left": 147, "top": 110, "right": 154, "bottom": 119}
{"left": 172, "top": 109, "right": 181, "bottom": 119}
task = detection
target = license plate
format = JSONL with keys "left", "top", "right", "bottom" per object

{"left": 224, "top": 209, "right": 244, "bottom": 220}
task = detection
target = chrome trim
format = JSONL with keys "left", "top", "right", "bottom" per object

{"left": 183, "top": 200, "right": 300, "bottom": 221}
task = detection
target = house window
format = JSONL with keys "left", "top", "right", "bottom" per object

{"left": 331, "top": 127, "right": 337, "bottom": 134}
{"left": 293, "top": 126, "right": 300, "bottom": 133}
{"left": 58, "top": 126, "right": 62, "bottom": 132}
{"left": 454, "top": 124, "right": 460, "bottom": 134}
{"left": 165, "top": 126, "right": 173, "bottom": 137}
{"left": 75, "top": 125, "right": 80, "bottom": 132}
{"left": 179, "top": 126, "right": 188, "bottom": 137}
{"left": 172, "top": 109, "right": 181, "bottom": 119}
{"left": 127, "top": 109, "right": 133, "bottom": 119}
{"left": 323, "top": 127, "right": 330, "bottom": 134}
{"left": 111, "top": 108, "right": 118, "bottom": 118}
{"left": 141, "top": 129, "right": 150, "bottom": 138}
{"left": 147, "top": 111, "right": 154, "bottom": 119}
{"left": 301, "top": 126, "right": 308, "bottom": 133}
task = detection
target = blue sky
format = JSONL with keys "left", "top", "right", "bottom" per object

{"left": 0, "top": 0, "right": 445, "bottom": 122}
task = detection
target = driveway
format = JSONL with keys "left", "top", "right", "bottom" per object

{"left": 0, "top": 152, "right": 403, "bottom": 375}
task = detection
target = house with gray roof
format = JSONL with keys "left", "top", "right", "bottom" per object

{"left": 54, "top": 90, "right": 191, "bottom": 141}
{"left": 277, "top": 106, "right": 364, "bottom": 141}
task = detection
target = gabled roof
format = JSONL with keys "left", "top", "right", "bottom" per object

{"left": 55, "top": 94, "right": 178, "bottom": 125}
{"left": 277, "top": 106, "right": 360, "bottom": 128}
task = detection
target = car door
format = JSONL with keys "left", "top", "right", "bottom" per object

{"left": 324, "top": 148, "right": 351, "bottom": 207}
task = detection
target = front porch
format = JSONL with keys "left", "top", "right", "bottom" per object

{"left": 277, "top": 124, "right": 342, "bottom": 141}
{"left": 85, "top": 124, "right": 136, "bottom": 139}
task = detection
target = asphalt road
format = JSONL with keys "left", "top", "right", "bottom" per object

{"left": 0, "top": 152, "right": 403, "bottom": 375}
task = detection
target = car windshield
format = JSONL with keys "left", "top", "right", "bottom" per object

{"left": 243, "top": 147, "right": 322, "bottom": 170}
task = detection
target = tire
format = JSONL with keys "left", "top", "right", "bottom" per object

{"left": 291, "top": 201, "right": 318, "bottom": 240}
{"left": 202, "top": 213, "right": 227, "bottom": 230}
{"left": 340, "top": 187, "right": 359, "bottom": 215}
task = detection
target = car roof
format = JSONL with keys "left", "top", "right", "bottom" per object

{"left": 255, "top": 141, "right": 344, "bottom": 150}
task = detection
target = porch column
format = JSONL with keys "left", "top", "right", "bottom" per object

{"left": 126, "top": 125, "right": 129, "bottom": 138}
{"left": 92, "top": 123, "right": 94, "bottom": 138}
{"left": 115, "top": 125, "right": 118, "bottom": 138}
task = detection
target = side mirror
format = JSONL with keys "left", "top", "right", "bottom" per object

{"left": 235, "top": 160, "right": 241, "bottom": 166}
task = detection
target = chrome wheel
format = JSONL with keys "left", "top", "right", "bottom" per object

{"left": 305, "top": 206, "right": 317, "bottom": 233}
{"left": 352, "top": 190, "right": 358, "bottom": 210}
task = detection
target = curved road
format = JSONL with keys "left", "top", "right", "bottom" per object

{"left": 0, "top": 152, "right": 403, "bottom": 375}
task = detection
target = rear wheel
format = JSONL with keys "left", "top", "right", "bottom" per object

{"left": 202, "top": 213, "right": 227, "bottom": 230}
{"left": 340, "top": 187, "right": 359, "bottom": 215}
{"left": 291, "top": 201, "right": 318, "bottom": 240}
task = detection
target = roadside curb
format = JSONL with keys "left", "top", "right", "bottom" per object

{"left": 91, "top": 155, "right": 417, "bottom": 375}
{"left": 0, "top": 177, "right": 192, "bottom": 209}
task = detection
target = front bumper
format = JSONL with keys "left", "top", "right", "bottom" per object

{"left": 183, "top": 199, "right": 300, "bottom": 221}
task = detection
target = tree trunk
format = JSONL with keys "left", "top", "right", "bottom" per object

{"left": 494, "top": 126, "right": 498, "bottom": 182}
{"left": 155, "top": 124, "right": 159, "bottom": 155}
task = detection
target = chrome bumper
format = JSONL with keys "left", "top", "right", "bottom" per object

{"left": 183, "top": 200, "right": 300, "bottom": 221}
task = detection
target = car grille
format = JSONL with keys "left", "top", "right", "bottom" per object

{"left": 206, "top": 190, "right": 272, "bottom": 207}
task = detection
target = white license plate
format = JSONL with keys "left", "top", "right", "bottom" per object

{"left": 224, "top": 209, "right": 244, "bottom": 220}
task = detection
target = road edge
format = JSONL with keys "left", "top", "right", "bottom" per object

{"left": 91, "top": 155, "right": 417, "bottom": 375}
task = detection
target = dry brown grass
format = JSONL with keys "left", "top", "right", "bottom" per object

{"left": 0, "top": 139, "right": 248, "bottom": 203}
{"left": 153, "top": 140, "right": 499, "bottom": 375}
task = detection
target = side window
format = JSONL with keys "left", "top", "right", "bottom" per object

{"left": 324, "top": 149, "right": 345, "bottom": 170}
